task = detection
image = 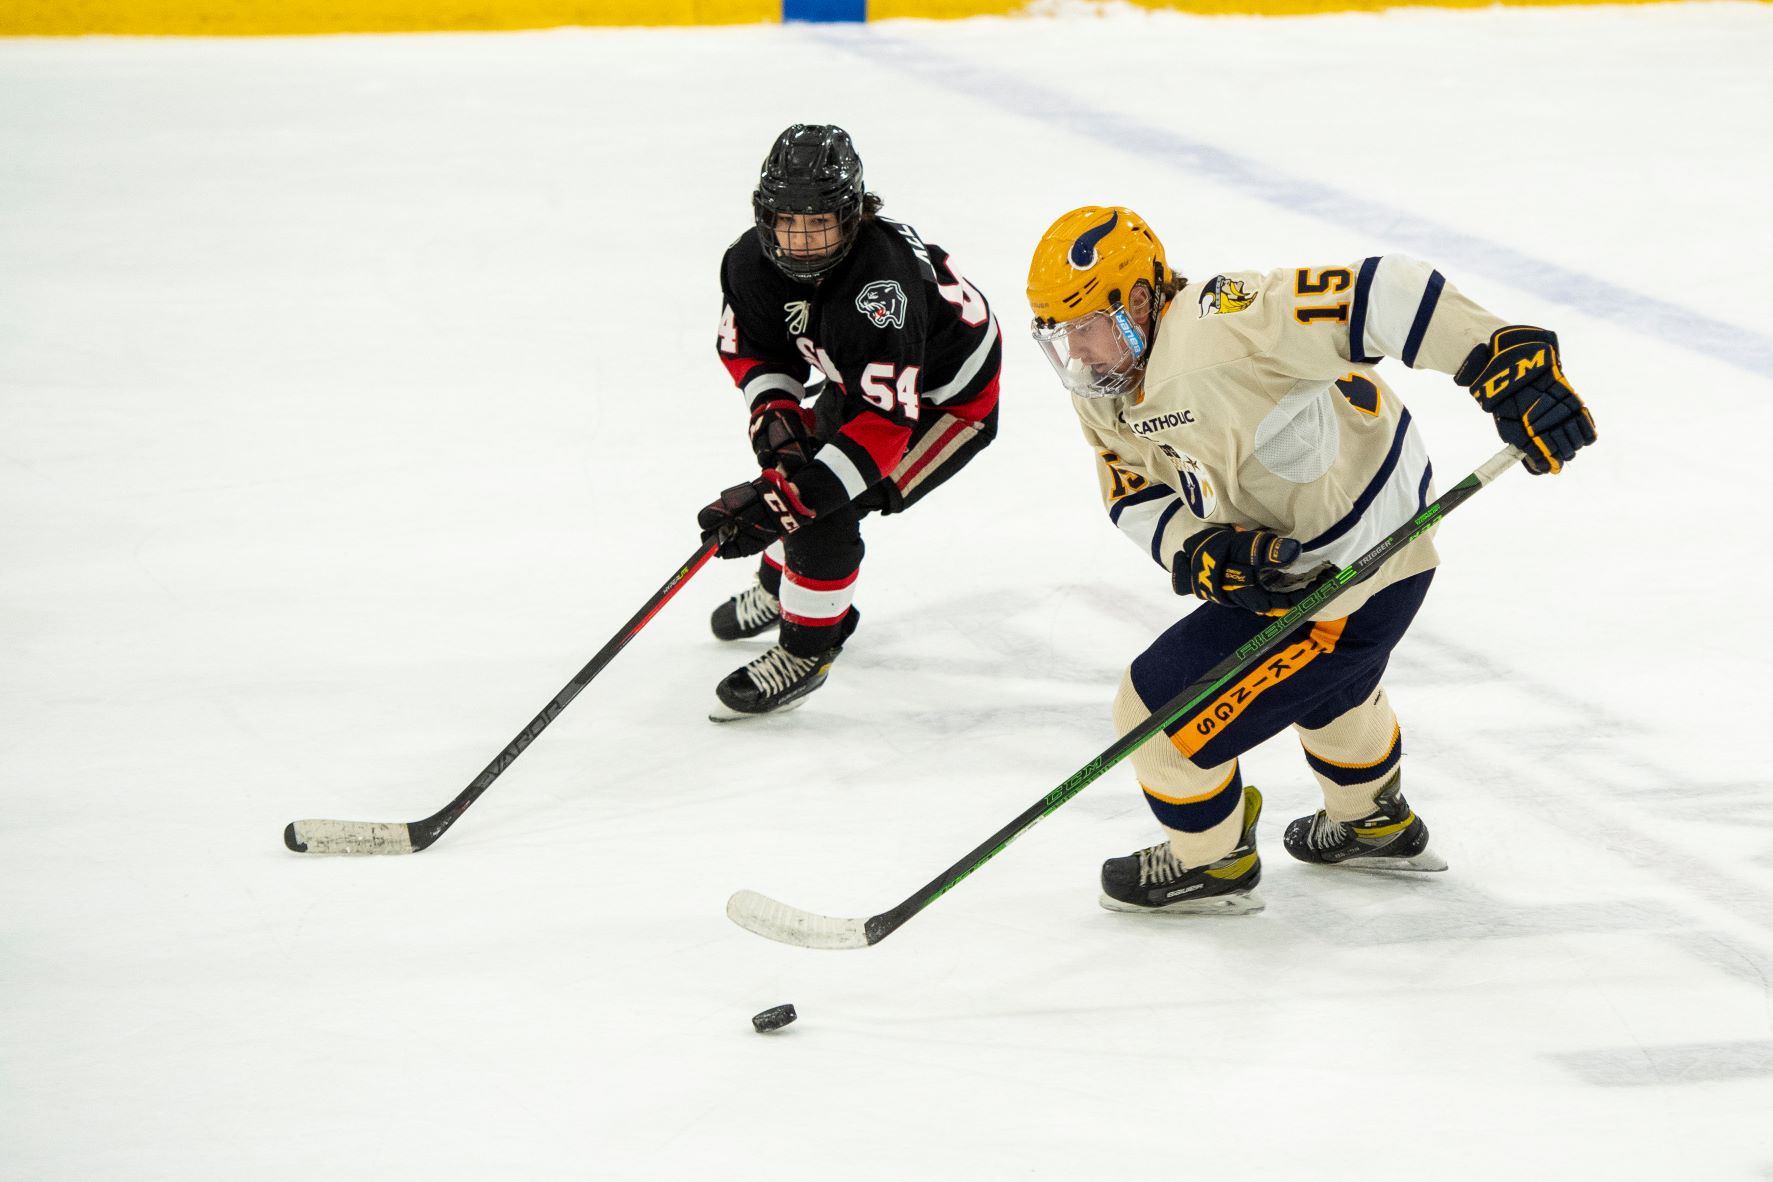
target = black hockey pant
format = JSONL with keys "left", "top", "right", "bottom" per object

{"left": 759, "top": 402, "right": 998, "bottom": 657}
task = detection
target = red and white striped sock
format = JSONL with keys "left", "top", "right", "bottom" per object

{"left": 779, "top": 566, "right": 858, "bottom": 654}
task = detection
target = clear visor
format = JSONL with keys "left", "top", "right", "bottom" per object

{"left": 1030, "top": 306, "right": 1147, "bottom": 399}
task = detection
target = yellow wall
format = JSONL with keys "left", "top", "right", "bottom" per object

{"left": 0, "top": 0, "right": 1727, "bottom": 35}
{"left": 2, "top": 0, "right": 776, "bottom": 35}
{"left": 872, "top": 0, "right": 1699, "bottom": 13}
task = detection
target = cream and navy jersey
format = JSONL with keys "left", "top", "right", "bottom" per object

{"left": 717, "top": 216, "right": 1002, "bottom": 516}
{"left": 1075, "top": 256, "right": 1507, "bottom": 620}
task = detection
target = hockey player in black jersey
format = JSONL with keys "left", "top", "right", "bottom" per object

{"left": 697, "top": 124, "right": 1002, "bottom": 719}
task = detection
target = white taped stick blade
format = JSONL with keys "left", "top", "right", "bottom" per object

{"left": 725, "top": 890, "right": 870, "bottom": 950}
{"left": 284, "top": 819, "right": 415, "bottom": 856}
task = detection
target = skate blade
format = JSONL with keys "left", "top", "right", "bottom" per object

{"left": 1328, "top": 848, "right": 1448, "bottom": 873}
{"left": 708, "top": 695, "right": 812, "bottom": 723}
{"left": 1098, "top": 890, "right": 1266, "bottom": 916}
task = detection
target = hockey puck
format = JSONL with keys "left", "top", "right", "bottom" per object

{"left": 751, "top": 1003, "right": 797, "bottom": 1033}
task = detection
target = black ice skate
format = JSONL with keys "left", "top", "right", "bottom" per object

{"left": 710, "top": 579, "right": 780, "bottom": 641}
{"left": 1282, "top": 774, "right": 1447, "bottom": 872}
{"left": 1099, "top": 786, "right": 1266, "bottom": 915}
{"left": 709, "top": 642, "right": 841, "bottom": 721}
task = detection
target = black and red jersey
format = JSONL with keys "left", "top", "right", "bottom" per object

{"left": 715, "top": 215, "right": 1002, "bottom": 516}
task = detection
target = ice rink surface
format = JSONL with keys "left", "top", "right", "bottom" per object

{"left": 5, "top": 3, "right": 1773, "bottom": 1177}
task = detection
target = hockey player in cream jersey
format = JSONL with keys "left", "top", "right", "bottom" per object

{"left": 1027, "top": 206, "right": 1595, "bottom": 914}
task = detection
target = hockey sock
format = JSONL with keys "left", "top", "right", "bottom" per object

{"left": 1156, "top": 765, "right": 1247, "bottom": 867}
{"left": 1113, "top": 669, "right": 1246, "bottom": 865}
{"left": 1296, "top": 686, "right": 1403, "bottom": 821}
{"left": 778, "top": 566, "right": 859, "bottom": 657}
{"left": 758, "top": 543, "right": 785, "bottom": 599}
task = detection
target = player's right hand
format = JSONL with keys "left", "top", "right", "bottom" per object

{"left": 1455, "top": 325, "right": 1596, "bottom": 475}
{"left": 697, "top": 471, "right": 815, "bottom": 559}
{"left": 748, "top": 401, "right": 816, "bottom": 474}
{"left": 1174, "top": 526, "right": 1314, "bottom": 615}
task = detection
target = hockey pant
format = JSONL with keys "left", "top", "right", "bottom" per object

{"left": 1110, "top": 571, "right": 1432, "bottom": 867}
{"left": 758, "top": 402, "right": 999, "bottom": 658}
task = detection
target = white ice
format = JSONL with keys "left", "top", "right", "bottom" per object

{"left": 5, "top": 5, "right": 1773, "bottom": 1178}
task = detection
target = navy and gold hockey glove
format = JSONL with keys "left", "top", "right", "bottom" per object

{"left": 697, "top": 470, "right": 816, "bottom": 559}
{"left": 1456, "top": 325, "right": 1596, "bottom": 475}
{"left": 1174, "top": 526, "right": 1315, "bottom": 615}
{"left": 748, "top": 400, "right": 816, "bottom": 475}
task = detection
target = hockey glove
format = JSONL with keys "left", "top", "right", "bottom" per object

{"left": 1174, "top": 526, "right": 1316, "bottom": 615}
{"left": 697, "top": 470, "right": 816, "bottom": 559}
{"left": 1455, "top": 325, "right": 1596, "bottom": 475}
{"left": 749, "top": 401, "right": 816, "bottom": 475}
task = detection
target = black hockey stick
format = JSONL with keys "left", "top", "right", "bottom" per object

{"left": 727, "top": 445, "right": 1523, "bottom": 948}
{"left": 284, "top": 536, "right": 723, "bottom": 855}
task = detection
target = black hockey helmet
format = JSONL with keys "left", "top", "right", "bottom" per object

{"left": 753, "top": 124, "right": 868, "bottom": 282}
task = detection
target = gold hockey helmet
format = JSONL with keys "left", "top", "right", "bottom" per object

{"left": 1027, "top": 206, "right": 1170, "bottom": 399}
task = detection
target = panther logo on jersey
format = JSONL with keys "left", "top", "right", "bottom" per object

{"left": 784, "top": 300, "right": 811, "bottom": 335}
{"left": 855, "top": 280, "right": 908, "bottom": 330}
{"left": 1198, "top": 276, "right": 1258, "bottom": 318}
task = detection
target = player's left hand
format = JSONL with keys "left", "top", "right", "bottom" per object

{"left": 1456, "top": 325, "right": 1596, "bottom": 475}
{"left": 697, "top": 471, "right": 816, "bottom": 559}
{"left": 1175, "top": 526, "right": 1316, "bottom": 615}
{"left": 749, "top": 401, "right": 816, "bottom": 474}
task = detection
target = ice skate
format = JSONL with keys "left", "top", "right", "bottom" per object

{"left": 710, "top": 578, "right": 779, "bottom": 641}
{"left": 1283, "top": 774, "right": 1447, "bottom": 871}
{"left": 709, "top": 642, "right": 841, "bottom": 721}
{"left": 1099, "top": 786, "right": 1266, "bottom": 915}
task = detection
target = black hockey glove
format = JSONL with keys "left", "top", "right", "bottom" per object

{"left": 749, "top": 400, "right": 816, "bottom": 475}
{"left": 1174, "top": 526, "right": 1317, "bottom": 616}
{"left": 1455, "top": 325, "right": 1596, "bottom": 475}
{"left": 697, "top": 470, "right": 816, "bottom": 559}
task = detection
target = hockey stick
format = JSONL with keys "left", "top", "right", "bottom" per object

{"left": 284, "top": 536, "right": 722, "bottom": 856}
{"left": 727, "top": 444, "right": 1524, "bottom": 948}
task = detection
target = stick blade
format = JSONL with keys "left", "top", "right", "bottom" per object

{"left": 725, "top": 889, "right": 871, "bottom": 950}
{"left": 284, "top": 819, "right": 415, "bottom": 856}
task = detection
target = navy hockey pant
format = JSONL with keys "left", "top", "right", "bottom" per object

{"left": 1127, "top": 571, "right": 1433, "bottom": 825}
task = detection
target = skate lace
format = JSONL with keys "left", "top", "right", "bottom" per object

{"left": 1307, "top": 812, "right": 1351, "bottom": 851}
{"left": 745, "top": 645, "right": 818, "bottom": 696}
{"left": 735, "top": 583, "right": 779, "bottom": 630}
{"left": 1135, "top": 842, "right": 1186, "bottom": 886}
